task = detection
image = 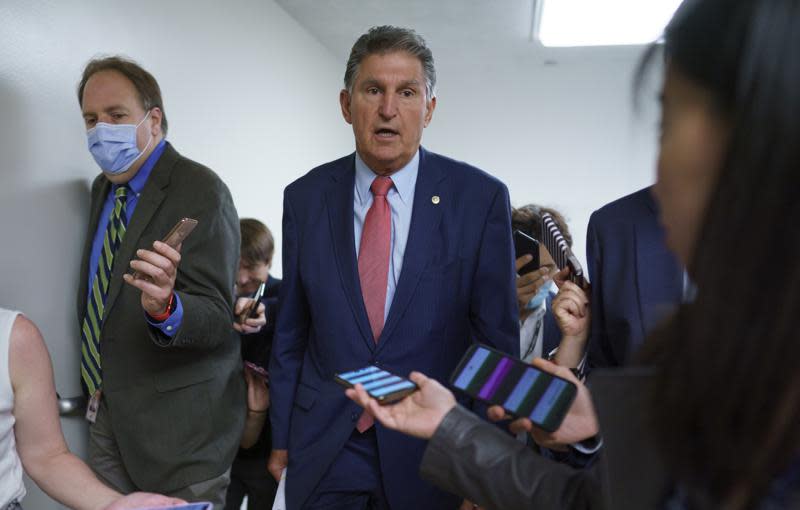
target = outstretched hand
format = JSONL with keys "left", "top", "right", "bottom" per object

{"left": 104, "top": 492, "right": 186, "bottom": 510}
{"left": 345, "top": 371, "right": 456, "bottom": 440}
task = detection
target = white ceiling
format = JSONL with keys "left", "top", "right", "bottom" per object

{"left": 275, "top": 0, "right": 645, "bottom": 68}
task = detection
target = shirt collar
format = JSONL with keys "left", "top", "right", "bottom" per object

{"left": 118, "top": 139, "right": 167, "bottom": 195}
{"left": 354, "top": 149, "right": 420, "bottom": 206}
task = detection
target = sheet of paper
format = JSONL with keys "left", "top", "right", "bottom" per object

{"left": 271, "top": 467, "right": 287, "bottom": 510}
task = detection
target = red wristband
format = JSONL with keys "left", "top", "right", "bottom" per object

{"left": 148, "top": 293, "right": 175, "bottom": 322}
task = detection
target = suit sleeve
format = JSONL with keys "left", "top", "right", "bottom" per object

{"left": 269, "top": 191, "right": 310, "bottom": 449}
{"left": 420, "top": 405, "right": 601, "bottom": 510}
{"left": 147, "top": 175, "right": 239, "bottom": 350}
{"left": 468, "top": 184, "right": 520, "bottom": 357}
{"left": 586, "top": 213, "right": 613, "bottom": 368}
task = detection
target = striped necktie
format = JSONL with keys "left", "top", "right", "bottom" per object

{"left": 81, "top": 186, "right": 129, "bottom": 396}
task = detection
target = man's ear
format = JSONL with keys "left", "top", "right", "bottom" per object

{"left": 423, "top": 96, "right": 436, "bottom": 128}
{"left": 149, "top": 107, "right": 164, "bottom": 136}
{"left": 340, "top": 89, "right": 353, "bottom": 125}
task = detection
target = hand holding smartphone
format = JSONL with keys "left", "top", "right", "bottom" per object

{"left": 513, "top": 230, "right": 541, "bottom": 275}
{"left": 450, "top": 344, "right": 577, "bottom": 432}
{"left": 540, "top": 213, "right": 590, "bottom": 290}
{"left": 130, "top": 218, "right": 198, "bottom": 281}
{"left": 238, "top": 281, "right": 266, "bottom": 324}
{"left": 244, "top": 360, "right": 269, "bottom": 381}
{"left": 335, "top": 366, "right": 418, "bottom": 404}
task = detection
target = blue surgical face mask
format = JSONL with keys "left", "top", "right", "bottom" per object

{"left": 86, "top": 111, "right": 153, "bottom": 175}
{"left": 525, "top": 279, "right": 556, "bottom": 310}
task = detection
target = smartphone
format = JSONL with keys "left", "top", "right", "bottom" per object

{"left": 513, "top": 230, "right": 541, "bottom": 275}
{"left": 450, "top": 344, "right": 577, "bottom": 432}
{"left": 131, "top": 218, "right": 198, "bottom": 280}
{"left": 135, "top": 503, "right": 212, "bottom": 510}
{"left": 244, "top": 360, "right": 269, "bottom": 380}
{"left": 335, "top": 365, "right": 418, "bottom": 404}
{"left": 540, "top": 213, "right": 590, "bottom": 290}
{"left": 238, "top": 281, "right": 266, "bottom": 324}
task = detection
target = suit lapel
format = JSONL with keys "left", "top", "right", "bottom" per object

{"left": 376, "top": 148, "right": 445, "bottom": 354}
{"left": 102, "top": 146, "right": 176, "bottom": 321}
{"left": 325, "top": 155, "right": 375, "bottom": 350}
{"left": 78, "top": 178, "right": 112, "bottom": 322}
{"left": 634, "top": 191, "right": 683, "bottom": 338}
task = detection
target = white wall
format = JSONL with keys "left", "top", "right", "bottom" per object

{"left": 424, "top": 50, "right": 661, "bottom": 268}
{"left": 0, "top": 1, "right": 350, "bottom": 507}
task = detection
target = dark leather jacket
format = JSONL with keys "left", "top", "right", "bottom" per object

{"left": 420, "top": 405, "right": 602, "bottom": 510}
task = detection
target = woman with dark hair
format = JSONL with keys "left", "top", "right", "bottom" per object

{"left": 345, "top": 0, "right": 800, "bottom": 508}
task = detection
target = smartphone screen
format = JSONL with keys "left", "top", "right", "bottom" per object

{"left": 137, "top": 503, "right": 212, "bottom": 510}
{"left": 335, "top": 365, "right": 418, "bottom": 404}
{"left": 513, "top": 230, "right": 541, "bottom": 275}
{"left": 450, "top": 344, "right": 577, "bottom": 432}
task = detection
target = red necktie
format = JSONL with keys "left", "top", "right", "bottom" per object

{"left": 356, "top": 175, "right": 393, "bottom": 432}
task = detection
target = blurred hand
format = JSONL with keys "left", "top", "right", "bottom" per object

{"left": 104, "top": 492, "right": 185, "bottom": 510}
{"left": 345, "top": 372, "right": 456, "bottom": 440}
{"left": 245, "top": 365, "right": 269, "bottom": 412}
{"left": 123, "top": 241, "right": 181, "bottom": 317}
{"left": 233, "top": 297, "right": 266, "bottom": 334}
{"left": 459, "top": 499, "right": 485, "bottom": 510}
{"left": 487, "top": 358, "right": 598, "bottom": 450}
{"left": 268, "top": 449, "right": 288, "bottom": 482}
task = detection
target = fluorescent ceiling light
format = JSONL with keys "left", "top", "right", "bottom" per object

{"left": 536, "top": 0, "right": 683, "bottom": 47}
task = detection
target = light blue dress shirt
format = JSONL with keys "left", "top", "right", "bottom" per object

{"left": 353, "top": 150, "right": 419, "bottom": 322}
{"left": 87, "top": 139, "right": 183, "bottom": 337}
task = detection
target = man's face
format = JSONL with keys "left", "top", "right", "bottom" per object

{"left": 236, "top": 260, "right": 270, "bottom": 296}
{"left": 340, "top": 51, "right": 436, "bottom": 175}
{"left": 81, "top": 70, "right": 162, "bottom": 184}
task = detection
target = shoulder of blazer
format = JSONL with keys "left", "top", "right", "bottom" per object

{"left": 590, "top": 186, "right": 656, "bottom": 231}
{"left": 421, "top": 148, "right": 505, "bottom": 191}
{"left": 286, "top": 152, "right": 355, "bottom": 194}
{"left": 151, "top": 143, "right": 232, "bottom": 202}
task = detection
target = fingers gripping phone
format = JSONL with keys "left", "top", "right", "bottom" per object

{"left": 450, "top": 344, "right": 577, "bottom": 432}
{"left": 130, "top": 218, "right": 198, "bottom": 281}
{"left": 335, "top": 365, "right": 418, "bottom": 404}
{"left": 238, "top": 280, "right": 266, "bottom": 324}
{"left": 513, "top": 230, "right": 541, "bottom": 275}
{"left": 540, "top": 213, "right": 590, "bottom": 290}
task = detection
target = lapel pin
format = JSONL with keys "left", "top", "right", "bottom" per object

{"left": 432, "top": 195, "right": 440, "bottom": 205}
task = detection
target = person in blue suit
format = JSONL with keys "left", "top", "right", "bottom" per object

{"left": 268, "top": 26, "right": 519, "bottom": 510}
{"left": 586, "top": 187, "right": 685, "bottom": 367}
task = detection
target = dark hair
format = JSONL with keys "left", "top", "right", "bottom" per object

{"left": 240, "top": 218, "right": 274, "bottom": 267}
{"left": 639, "top": 0, "right": 800, "bottom": 504}
{"left": 78, "top": 56, "right": 168, "bottom": 135}
{"left": 344, "top": 26, "right": 436, "bottom": 98}
{"left": 511, "top": 204, "right": 572, "bottom": 247}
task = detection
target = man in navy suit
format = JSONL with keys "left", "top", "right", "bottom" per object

{"left": 268, "top": 26, "right": 519, "bottom": 510}
{"left": 586, "top": 187, "right": 685, "bottom": 367}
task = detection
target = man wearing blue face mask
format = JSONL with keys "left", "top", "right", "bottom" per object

{"left": 75, "top": 56, "right": 246, "bottom": 509}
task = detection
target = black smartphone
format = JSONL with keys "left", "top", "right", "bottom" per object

{"left": 513, "top": 230, "right": 541, "bottom": 275}
{"left": 238, "top": 281, "right": 266, "bottom": 324}
{"left": 450, "top": 344, "right": 577, "bottom": 432}
{"left": 540, "top": 213, "right": 590, "bottom": 289}
{"left": 335, "top": 365, "right": 418, "bottom": 404}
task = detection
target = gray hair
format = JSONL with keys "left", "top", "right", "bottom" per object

{"left": 344, "top": 26, "right": 437, "bottom": 99}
